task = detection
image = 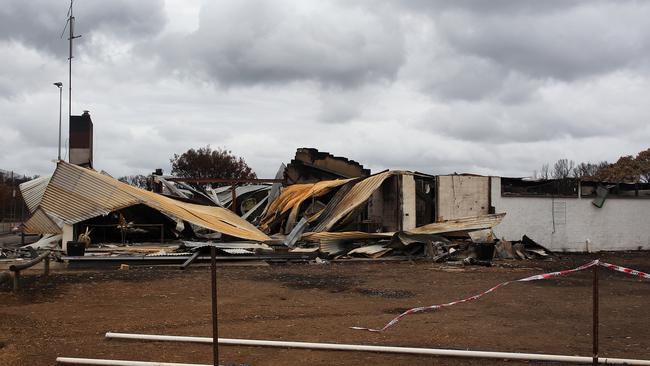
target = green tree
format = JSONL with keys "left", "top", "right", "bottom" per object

{"left": 594, "top": 155, "right": 644, "bottom": 183}
{"left": 170, "top": 146, "right": 256, "bottom": 188}
{"left": 636, "top": 148, "right": 650, "bottom": 183}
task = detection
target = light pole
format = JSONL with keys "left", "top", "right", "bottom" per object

{"left": 54, "top": 82, "right": 63, "bottom": 161}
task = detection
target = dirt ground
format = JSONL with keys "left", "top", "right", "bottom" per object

{"left": 1, "top": 252, "right": 650, "bottom": 366}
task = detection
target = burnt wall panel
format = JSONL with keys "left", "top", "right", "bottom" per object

{"left": 436, "top": 175, "right": 489, "bottom": 221}
{"left": 415, "top": 176, "right": 435, "bottom": 226}
{"left": 285, "top": 148, "right": 370, "bottom": 184}
{"left": 368, "top": 175, "right": 400, "bottom": 232}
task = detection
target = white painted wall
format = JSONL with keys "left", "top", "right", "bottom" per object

{"left": 62, "top": 224, "right": 74, "bottom": 252}
{"left": 401, "top": 174, "right": 416, "bottom": 230}
{"left": 490, "top": 177, "right": 650, "bottom": 252}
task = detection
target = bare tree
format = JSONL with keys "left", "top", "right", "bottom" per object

{"left": 572, "top": 161, "right": 608, "bottom": 178}
{"left": 552, "top": 159, "right": 575, "bottom": 179}
{"left": 539, "top": 164, "right": 550, "bottom": 180}
{"left": 536, "top": 148, "right": 650, "bottom": 183}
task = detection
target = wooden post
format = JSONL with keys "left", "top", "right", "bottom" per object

{"left": 8, "top": 250, "right": 51, "bottom": 291}
{"left": 13, "top": 271, "right": 20, "bottom": 291}
{"left": 44, "top": 255, "right": 50, "bottom": 277}
{"left": 0, "top": 272, "right": 10, "bottom": 286}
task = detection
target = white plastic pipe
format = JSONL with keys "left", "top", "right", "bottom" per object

{"left": 105, "top": 332, "right": 650, "bottom": 365}
{"left": 56, "top": 358, "right": 209, "bottom": 366}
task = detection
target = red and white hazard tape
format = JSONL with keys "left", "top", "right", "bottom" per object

{"left": 599, "top": 261, "right": 650, "bottom": 280}
{"left": 351, "top": 260, "right": 648, "bottom": 332}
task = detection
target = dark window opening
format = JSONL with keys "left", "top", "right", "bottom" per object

{"left": 580, "top": 181, "right": 650, "bottom": 198}
{"left": 501, "top": 178, "right": 578, "bottom": 197}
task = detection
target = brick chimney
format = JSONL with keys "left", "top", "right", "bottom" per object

{"left": 69, "top": 110, "right": 93, "bottom": 168}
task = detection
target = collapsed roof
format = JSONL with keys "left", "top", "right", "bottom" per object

{"left": 19, "top": 174, "right": 51, "bottom": 214}
{"left": 260, "top": 169, "right": 505, "bottom": 241}
{"left": 21, "top": 161, "right": 270, "bottom": 242}
{"left": 259, "top": 177, "right": 355, "bottom": 233}
{"left": 18, "top": 152, "right": 506, "bottom": 251}
{"left": 260, "top": 171, "right": 403, "bottom": 234}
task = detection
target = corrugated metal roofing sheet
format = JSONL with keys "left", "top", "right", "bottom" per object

{"left": 286, "top": 178, "right": 355, "bottom": 229}
{"left": 347, "top": 244, "right": 391, "bottom": 257}
{"left": 23, "top": 207, "right": 62, "bottom": 234}
{"left": 318, "top": 240, "right": 348, "bottom": 255}
{"left": 313, "top": 171, "right": 396, "bottom": 232}
{"left": 211, "top": 185, "right": 271, "bottom": 206}
{"left": 19, "top": 175, "right": 51, "bottom": 213}
{"left": 221, "top": 248, "right": 254, "bottom": 255}
{"left": 302, "top": 231, "right": 392, "bottom": 241}
{"left": 407, "top": 213, "right": 505, "bottom": 235}
{"left": 182, "top": 240, "right": 272, "bottom": 250}
{"left": 258, "top": 178, "right": 354, "bottom": 231}
{"left": 303, "top": 213, "right": 505, "bottom": 241}
{"left": 37, "top": 162, "right": 270, "bottom": 242}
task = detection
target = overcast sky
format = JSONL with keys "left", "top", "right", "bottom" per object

{"left": 1, "top": 0, "right": 649, "bottom": 179}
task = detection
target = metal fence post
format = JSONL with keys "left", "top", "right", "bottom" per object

{"left": 593, "top": 263, "right": 599, "bottom": 365}
{"left": 211, "top": 246, "right": 219, "bottom": 366}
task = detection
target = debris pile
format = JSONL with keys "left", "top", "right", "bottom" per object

{"left": 5, "top": 148, "right": 560, "bottom": 269}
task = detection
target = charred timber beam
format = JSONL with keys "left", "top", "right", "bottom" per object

{"left": 166, "top": 178, "right": 284, "bottom": 184}
{"left": 179, "top": 251, "right": 201, "bottom": 270}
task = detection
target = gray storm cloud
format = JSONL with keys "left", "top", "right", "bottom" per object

{"left": 154, "top": 1, "right": 405, "bottom": 87}
{"left": 0, "top": 0, "right": 649, "bottom": 179}
{"left": 0, "top": 0, "right": 166, "bottom": 57}
{"left": 435, "top": 5, "right": 650, "bottom": 81}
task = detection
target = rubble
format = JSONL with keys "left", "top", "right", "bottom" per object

{"left": 7, "top": 149, "right": 565, "bottom": 269}
{"left": 284, "top": 148, "right": 370, "bottom": 185}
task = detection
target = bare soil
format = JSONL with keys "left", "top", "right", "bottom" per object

{"left": 2, "top": 252, "right": 650, "bottom": 366}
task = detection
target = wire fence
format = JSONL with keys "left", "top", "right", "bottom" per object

{"left": 0, "top": 170, "right": 30, "bottom": 233}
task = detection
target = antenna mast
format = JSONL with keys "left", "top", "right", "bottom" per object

{"left": 65, "top": 0, "right": 81, "bottom": 146}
